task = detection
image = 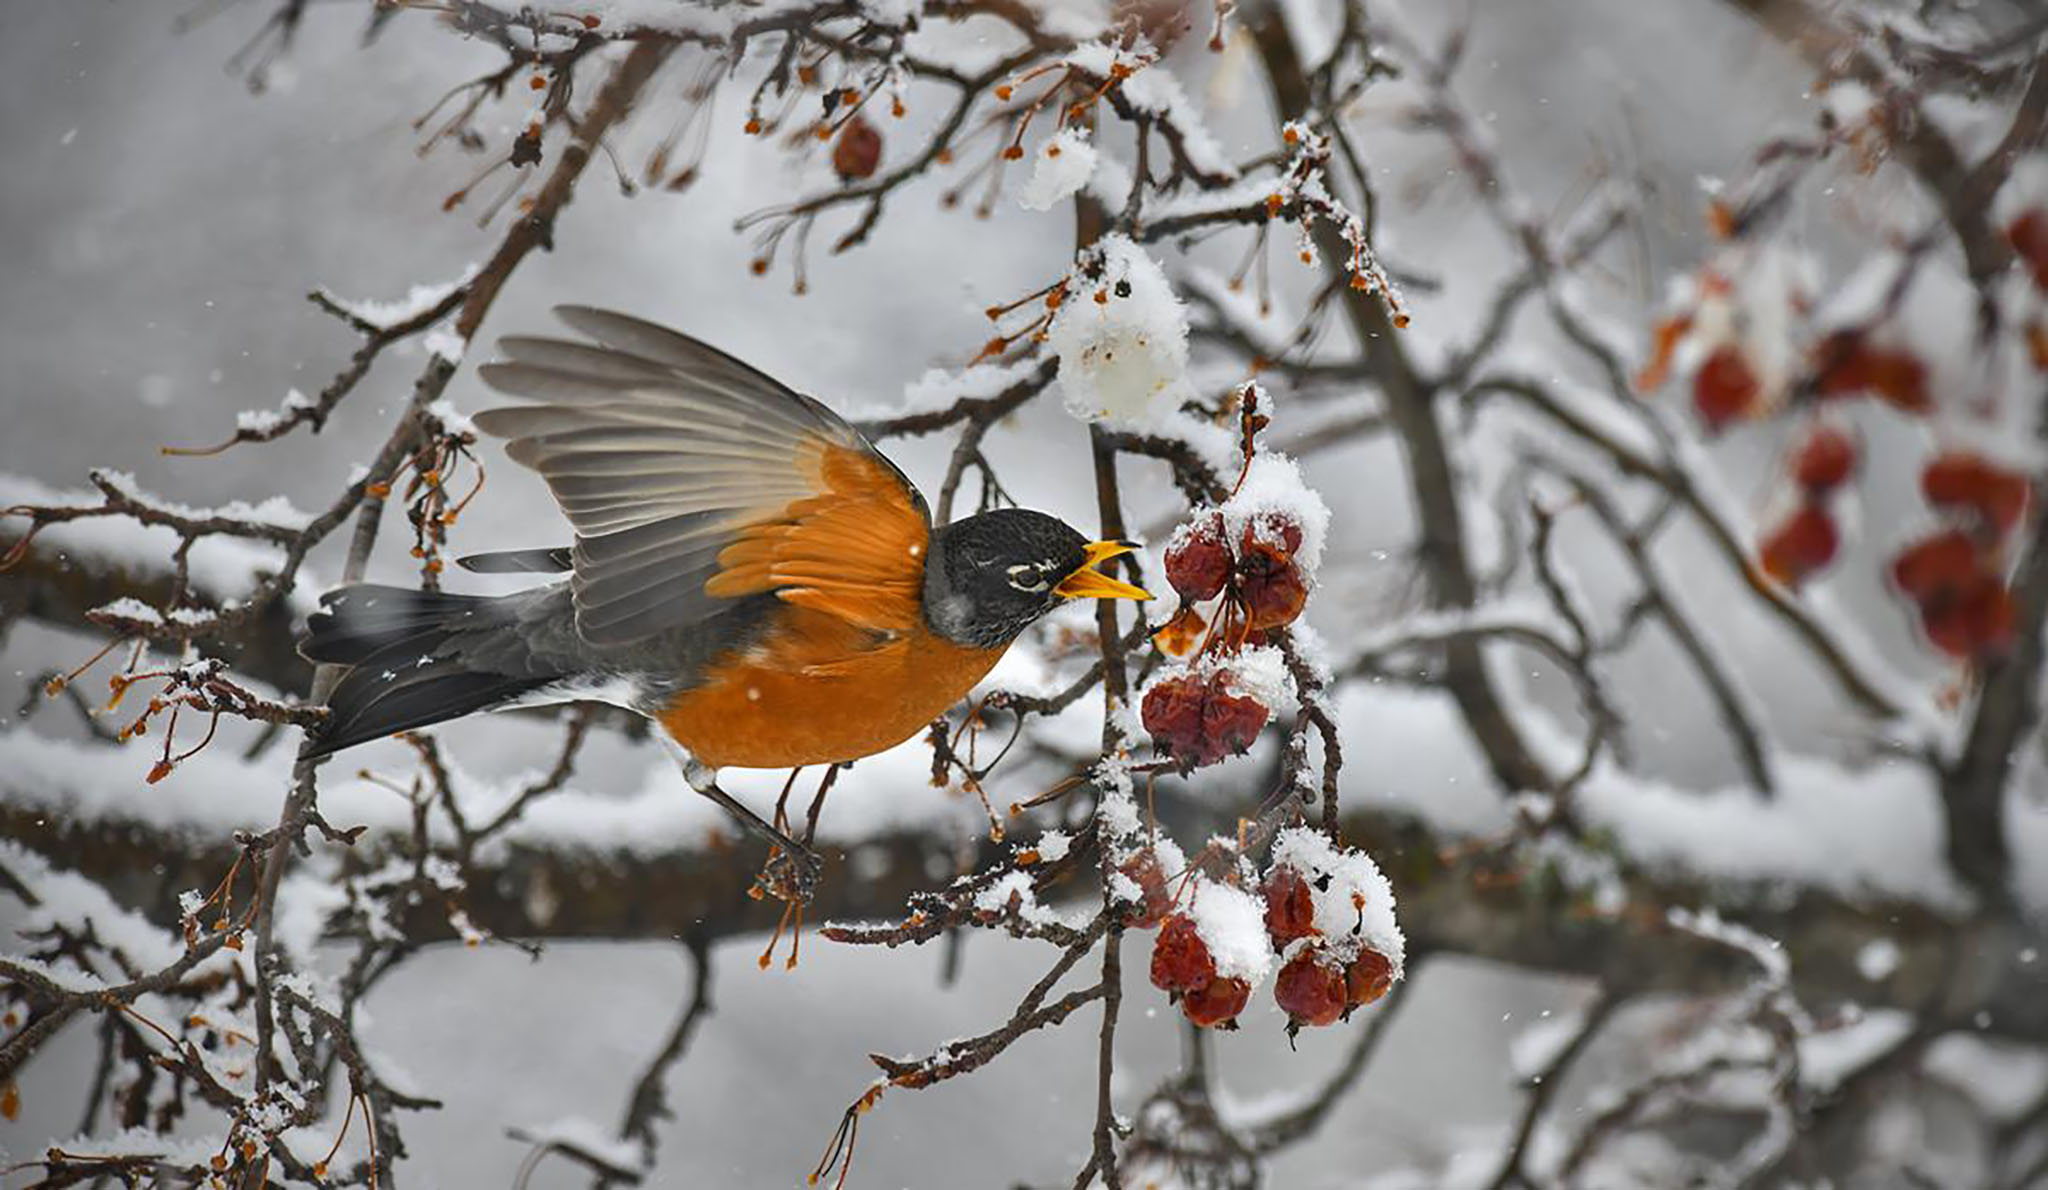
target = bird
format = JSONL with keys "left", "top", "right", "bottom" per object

{"left": 298, "top": 306, "right": 1151, "bottom": 887}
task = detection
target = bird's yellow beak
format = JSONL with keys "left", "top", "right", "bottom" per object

{"left": 1054, "top": 540, "right": 1153, "bottom": 601}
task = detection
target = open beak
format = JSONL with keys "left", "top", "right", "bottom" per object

{"left": 1053, "top": 540, "right": 1153, "bottom": 601}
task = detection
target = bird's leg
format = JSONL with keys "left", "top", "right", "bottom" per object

{"left": 772, "top": 766, "right": 805, "bottom": 836}
{"left": 681, "top": 757, "right": 822, "bottom": 901}
{"left": 800, "top": 764, "right": 842, "bottom": 850}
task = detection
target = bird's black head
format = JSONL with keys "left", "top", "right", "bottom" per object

{"left": 923, "top": 508, "right": 1151, "bottom": 648}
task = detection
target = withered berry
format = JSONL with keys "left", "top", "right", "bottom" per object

{"left": 1181, "top": 975, "right": 1250, "bottom": 1028}
{"left": 1150, "top": 913, "right": 1215, "bottom": 993}
{"left": 1237, "top": 537, "right": 1308, "bottom": 631}
{"left": 1273, "top": 951, "right": 1346, "bottom": 1028}
{"left": 1142, "top": 672, "right": 1271, "bottom": 770}
{"left": 833, "top": 116, "right": 883, "bottom": 182}
{"left": 1119, "top": 849, "right": 1175, "bottom": 930}
{"left": 1791, "top": 425, "right": 1856, "bottom": 494}
{"left": 1261, "top": 866, "right": 1316, "bottom": 947}
{"left": 1165, "top": 513, "right": 1232, "bottom": 601}
{"left": 1759, "top": 504, "right": 1839, "bottom": 586}
{"left": 1693, "top": 345, "right": 1760, "bottom": 431}
{"left": 1345, "top": 949, "right": 1395, "bottom": 1009}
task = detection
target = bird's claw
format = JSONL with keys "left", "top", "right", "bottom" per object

{"left": 754, "top": 843, "right": 822, "bottom": 906}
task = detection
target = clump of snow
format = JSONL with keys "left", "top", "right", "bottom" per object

{"left": 511, "top": 1117, "right": 646, "bottom": 1173}
{"left": 1019, "top": 126, "right": 1099, "bottom": 212}
{"left": 235, "top": 388, "right": 316, "bottom": 434}
{"left": 1219, "top": 452, "right": 1332, "bottom": 573}
{"left": 1269, "top": 825, "right": 1404, "bottom": 973}
{"left": 1855, "top": 937, "right": 1901, "bottom": 982}
{"left": 91, "top": 597, "right": 165, "bottom": 625}
{"left": 318, "top": 265, "right": 476, "bottom": 330}
{"left": 424, "top": 398, "right": 479, "bottom": 439}
{"left": 896, "top": 354, "right": 1047, "bottom": 418}
{"left": 1185, "top": 876, "right": 1275, "bottom": 985}
{"left": 1047, "top": 234, "right": 1191, "bottom": 427}
{"left": 1219, "top": 643, "right": 1289, "bottom": 707}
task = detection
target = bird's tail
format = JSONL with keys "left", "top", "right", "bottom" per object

{"left": 299, "top": 584, "right": 556, "bottom": 758}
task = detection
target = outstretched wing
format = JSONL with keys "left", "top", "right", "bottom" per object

{"left": 472, "top": 306, "right": 929, "bottom": 647}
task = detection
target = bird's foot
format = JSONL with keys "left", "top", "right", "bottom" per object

{"left": 751, "top": 841, "right": 823, "bottom": 907}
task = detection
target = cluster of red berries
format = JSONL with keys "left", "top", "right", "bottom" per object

{"left": 1162, "top": 509, "right": 1311, "bottom": 637}
{"left": 1139, "top": 664, "right": 1271, "bottom": 770}
{"left": 1143, "top": 507, "right": 1313, "bottom": 769}
{"left": 1148, "top": 911, "right": 1254, "bottom": 1028}
{"left": 1891, "top": 451, "right": 2031, "bottom": 659}
{"left": 1260, "top": 861, "right": 1395, "bottom": 1032}
{"left": 1139, "top": 844, "right": 1398, "bottom": 1033}
{"left": 1758, "top": 423, "right": 1856, "bottom": 587}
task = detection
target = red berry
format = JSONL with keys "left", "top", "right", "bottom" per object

{"left": 1890, "top": 531, "right": 1979, "bottom": 600}
{"left": 1261, "top": 866, "right": 1317, "bottom": 947}
{"left": 1119, "top": 850, "right": 1174, "bottom": 929}
{"left": 1693, "top": 345, "right": 1759, "bottom": 431}
{"left": 1237, "top": 538, "right": 1309, "bottom": 631}
{"left": 1813, "top": 331, "right": 1929, "bottom": 413}
{"left": 2011, "top": 210, "right": 2048, "bottom": 291}
{"left": 1141, "top": 672, "right": 1272, "bottom": 770}
{"left": 1345, "top": 949, "right": 1395, "bottom": 1009}
{"left": 1165, "top": 514, "right": 1232, "bottom": 601}
{"left": 1791, "top": 425, "right": 1856, "bottom": 494}
{"left": 1922, "top": 575, "right": 2016, "bottom": 659}
{"left": 1180, "top": 975, "right": 1250, "bottom": 1028}
{"left": 1274, "top": 951, "right": 1347, "bottom": 1028}
{"left": 832, "top": 115, "right": 882, "bottom": 181}
{"left": 1759, "top": 504, "right": 1839, "bottom": 586}
{"left": 1922, "top": 452, "right": 2030, "bottom": 536}
{"left": 1150, "top": 913, "right": 1215, "bottom": 993}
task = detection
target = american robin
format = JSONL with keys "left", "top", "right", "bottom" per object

{"left": 300, "top": 306, "right": 1150, "bottom": 882}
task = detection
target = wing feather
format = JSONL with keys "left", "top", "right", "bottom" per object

{"left": 477, "top": 307, "right": 929, "bottom": 646}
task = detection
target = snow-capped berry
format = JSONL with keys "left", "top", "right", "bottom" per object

{"left": 1890, "top": 531, "right": 1979, "bottom": 600}
{"left": 1141, "top": 672, "right": 1271, "bottom": 770}
{"left": 1759, "top": 504, "right": 1839, "bottom": 586}
{"left": 1693, "top": 345, "right": 1759, "bottom": 431}
{"left": 1180, "top": 975, "right": 1250, "bottom": 1028}
{"left": 1119, "top": 849, "right": 1174, "bottom": 930}
{"left": 1261, "top": 866, "right": 1316, "bottom": 947}
{"left": 1150, "top": 913, "right": 1215, "bottom": 993}
{"left": 1345, "top": 949, "right": 1395, "bottom": 1009}
{"left": 1273, "top": 951, "right": 1347, "bottom": 1028}
{"left": 1236, "top": 538, "right": 1309, "bottom": 631}
{"left": 2010, "top": 210, "right": 2048, "bottom": 291}
{"left": 832, "top": 115, "right": 882, "bottom": 181}
{"left": 1791, "top": 425, "right": 1856, "bottom": 494}
{"left": 1922, "top": 452, "right": 2031, "bottom": 536}
{"left": 1164, "top": 513, "right": 1232, "bottom": 601}
{"left": 1239, "top": 512, "right": 1304, "bottom": 558}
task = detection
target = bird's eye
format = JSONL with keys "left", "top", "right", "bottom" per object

{"left": 1006, "top": 563, "right": 1049, "bottom": 593}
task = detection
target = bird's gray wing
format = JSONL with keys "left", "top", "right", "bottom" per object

{"left": 471, "top": 305, "right": 928, "bottom": 647}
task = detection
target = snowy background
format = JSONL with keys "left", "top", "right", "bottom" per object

{"left": 4, "top": 1, "right": 2044, "bottom": 1187}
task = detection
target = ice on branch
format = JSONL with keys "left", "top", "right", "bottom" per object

{"left": 1018, "top": 127, "right": 1099, "bottom": 212}
{"left": 1048, "top": 234, "right": 1191, "bottom": 427}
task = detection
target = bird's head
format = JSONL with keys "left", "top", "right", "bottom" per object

{"left": 923, "top": 508, "right": 1151, "bottom": 648}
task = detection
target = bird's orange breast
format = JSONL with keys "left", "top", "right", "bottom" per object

{"left": 657, "top": 604, "right": 1005, "bottom": 769}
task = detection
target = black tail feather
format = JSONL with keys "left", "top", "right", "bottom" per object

{"left": 299, "top": 585, "right": 555, "bottom": 757}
